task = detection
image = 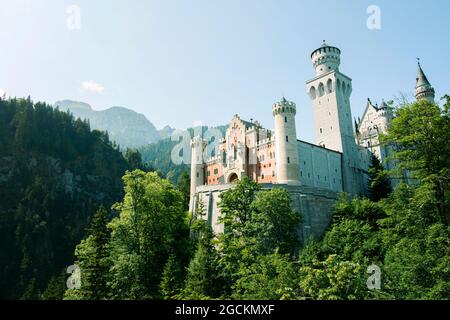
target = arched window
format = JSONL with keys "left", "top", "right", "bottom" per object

{"left": 309, "top": 86, "right": 317, "bottom": 100}
{"left": 318, "top": 83, "right": 325, "bottom": 97}
{"left": 327, "top": 79, "right": 333, "bottom": 93}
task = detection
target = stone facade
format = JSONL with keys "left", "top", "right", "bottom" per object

{"left": 189, "top": 43, "right": 435, "bottom": 238}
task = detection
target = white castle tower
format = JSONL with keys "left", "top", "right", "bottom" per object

{"left": 306, "top": 42, "right": 365, "bottom": 195}
{"left": 273, "top": 97, "right": 300, "bottom": 185}
{"left": 415, "top": 60, "right": 435, "bottom": 103}
{"left": 189, "top": 136, "right": 205, "bottom": 205}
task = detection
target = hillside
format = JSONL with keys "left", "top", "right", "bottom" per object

{"left": 0, "top": 97, "right": 138, "bottom": 299}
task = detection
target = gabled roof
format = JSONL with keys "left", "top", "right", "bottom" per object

{"left": 357, "top": 98, "right": 378, "bottom": 128}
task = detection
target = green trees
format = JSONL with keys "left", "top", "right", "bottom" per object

{"left": 160, "top": 254, "right": 184, "bottom": 300}
{"left": 177, "top": 171, "right": 191, "bottom": 212}
{"left": 367, "top": 154, "right": 392, "bottom": 202}
{"left": 217, "top": 178, "right": 302, "bottom": 299}
{"left": 382, "top": 98, "right": 450, "bottom": 225}
{"left": 64, "top": 207, "right": 111, "bottom": 300}
{"left": 0, "top": 98, "right": 130, "bottom": 299}
{"left": 107, "top": 171, "right": 191, "bottom": 299}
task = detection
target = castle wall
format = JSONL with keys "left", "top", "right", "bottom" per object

{"left": 191, "top": 183, "right": 339, "bottom": 241}
{"left": 297, "top": 140, "right": 343, "bottom": 193}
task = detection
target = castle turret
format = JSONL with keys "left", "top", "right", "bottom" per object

{"left": 190, "top": 136, "right": 205, "bottom": 199}
{"left": 273, "top": 97, "right": 300, "bottom": 185}
{"left": 311, "top": 41, "right": 341, "bottom": 77}
{"left": 415, "top": 61, "right": 435, "bottom": 103}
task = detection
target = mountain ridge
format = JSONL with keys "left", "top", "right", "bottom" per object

{"left": 54, "top": 100, "right": 162, "bottom": 149}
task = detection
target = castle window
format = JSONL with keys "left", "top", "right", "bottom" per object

{"left": 287, "top": 157, "right": 290, "bottom": 164}
{"left": 285, "top": 116, "right": 288, "bottom": 123}
{"left": 272, "top": 171, "right": 275, "bottom": 177}
{"left": 214, "top": 168, "right": 218, "bottom": 175}
{"left": 318, "top": 83, "right": 325, "bottom": 97}
{"left": 286, "top": 136, "right": 289, "bottom": 142}
{"left": 261, "top": 174, "right": 265, "bottom": 179}
{"left": 309, "top": 86, "right": 317, "bottom": 100}
{"left": 300, "top": 171, "right": 303, "bottom": 177}
{"left": 327, "top": 78, "right": 333, "bottom": 93}
{"left": 320, "top": 128, "right": 323, "bottom": 134}
{"left": 196, "top": 172, "right": 199, "bottom": 178}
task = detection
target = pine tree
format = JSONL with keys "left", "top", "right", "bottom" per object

{"left": 64, "top": 206, "right": 111, "bottom": 300}
{"left": 367, "top": 154, "right": 392, "bottom": 202}
{"left": 182, "top": 224, "right": 219, "bottom": 299}
{"left": 159, "top": 254, "right": 184, "bottom": 299}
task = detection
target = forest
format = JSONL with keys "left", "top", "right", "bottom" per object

{"left": 0, "top": 98, "right": 147, "bottom": 299}
{"left": 0, "top": 96, "right": 449, "bottom": 300}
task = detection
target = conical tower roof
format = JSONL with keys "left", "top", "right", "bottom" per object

{"left": 416, "top": 63, "right": 431, "bottom": 89}
{"left": 415, "top": 60, "right": 435, "bottom": 102}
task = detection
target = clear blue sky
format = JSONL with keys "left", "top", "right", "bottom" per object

{"left": 1, "top": 0, "right": 449, "bottom": 142}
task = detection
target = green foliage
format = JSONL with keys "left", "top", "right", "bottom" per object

{"left": 332, "top": 193, "right": 386, "bottom": 228}
{"left": 298, "top": 255, "right": 367, "bottom": 300}
{"left": 0, "top": 98, "right": 131, "bottom": 299}
{"left": 367, "top": 154, "right": 392, "bottom": 201}
{"left": 382, "top": 99, "right": 450, "bottom": 224}
{"left": 160, "top": 254, "right": 184, "bottom": 300}
{"left": 106, "top": 171, "right": 191, "bottom": 299}
{"left": 180, "top": 202, "right": 223, "bottom": 300}
{"left": 64, "top": 206, "right": 111, "bottom": 300}
{"left": 233, "top": 252, "right": 299, "bottom": 300}
{"left": 217, "top": 178, "right": 302, "bottom": 298}
{"left": 177, "top": 171, "right": 191, "bottom": 212}
{"left": 124, "top": 148, "right": 151, "bottom": 172}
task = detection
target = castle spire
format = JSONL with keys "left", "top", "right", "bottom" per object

{"left": 415, "top": 59, "right": 435, "bottom": 103}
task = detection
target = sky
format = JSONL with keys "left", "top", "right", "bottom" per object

{"left": 0, "top": 0, "right": 449, "bottom": 143}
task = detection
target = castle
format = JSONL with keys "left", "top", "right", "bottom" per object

{"left": 189, "top": 42, "right": 435, "bottom": 239}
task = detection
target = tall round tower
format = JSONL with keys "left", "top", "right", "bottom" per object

{"left": 190, "top": 136, "right": 205, "bottom": 198}
{"left": 273, "top": 97, "right": 300, "bottom": 185}
{"left": 311, "top": 41, "right": 341, "bottom": 76}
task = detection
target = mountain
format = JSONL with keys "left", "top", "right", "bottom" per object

{"left": 54, "top": 100, "right": 161, "bottom": 149}
{"left": 158, "top": 125, "right": 176, "bottom": 140}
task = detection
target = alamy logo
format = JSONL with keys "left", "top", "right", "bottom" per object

{"left": 367, "top": 5, "right": 381, "bottom": 30}
{"left": 367, "top": 264, "right": 382, "bottom": 290}
{"left": 66, "top": 264, "right": 81, "bottom": 290}
{"left": 66, "top": 5, "right": 81, "bottom": 31}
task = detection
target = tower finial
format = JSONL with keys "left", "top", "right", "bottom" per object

{"left": 417, "top": 57, "right": 421, "bottom": 66}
